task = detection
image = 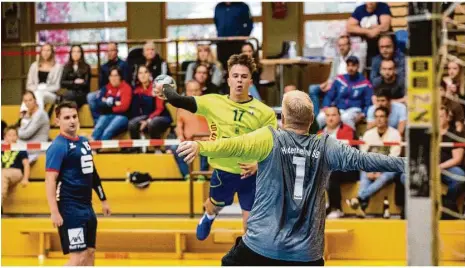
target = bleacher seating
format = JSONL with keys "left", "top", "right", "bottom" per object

{"left": 2, "top": 181, "right": 208, "bottom": 215}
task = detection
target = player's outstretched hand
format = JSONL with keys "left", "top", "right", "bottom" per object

{"left": 239, "top": 162, "right": 258, "bottom": 179}
{"left": 51, "top": 212, "right": 63, "bottom": 228}
{"left": 177, "top": 141, "right": 199, "bottom": 164}
{"left": 101, "top": 200, "right": 111, "bottom": 216}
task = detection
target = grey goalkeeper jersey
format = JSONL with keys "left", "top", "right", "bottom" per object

{"left": 242, "top": 128, "right": 405, "bottom": 262}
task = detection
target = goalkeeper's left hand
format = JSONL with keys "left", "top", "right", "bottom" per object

{"left": 177, "top": 141, "right": 200, "bottom": 164}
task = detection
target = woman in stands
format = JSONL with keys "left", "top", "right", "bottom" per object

{"left": 61, "top": 45, "right": 91, "bottom": 108}
{"left": 91, "top": 66, "right": 132, "bottom": 141}
{"left": 185, "top": 44, "right": 223, "bottom": 87}
{"left": 2, "top": 126, "right": 30, "bottom": 204}
{"left": 18, "top": 91, "right": 50, "bottom": 163}
{"left": 26, "top": 43, "right": 63, "bottom": 110}
{"left": 193, "top": 63, "right": 220, "bottom": 95}
{"left": 241, "top": 42, "right": 262, "bottom": 101}
{"left": 128, "top": 65, "right": 172, "bottom": 147}
{"left": 442, "top": 59, "right": 465, "bottom": 111}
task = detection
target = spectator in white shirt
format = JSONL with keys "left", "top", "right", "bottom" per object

{"left": 347, "top": 106, "right": 401, "bottom": 217}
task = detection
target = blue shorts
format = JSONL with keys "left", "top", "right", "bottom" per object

{"left": 209, "top": 169, "right": 256, "bottom": 211}
{"left": 58, "top": 202, "right": 97, "bottom": 255}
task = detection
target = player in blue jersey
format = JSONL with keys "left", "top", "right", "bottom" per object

{"left": 45, "top": 101, "right": 111, "bottom": 266}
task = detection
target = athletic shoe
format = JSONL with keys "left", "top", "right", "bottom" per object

{"left": 196, "top": 213, "right": 215, "bottom": 240}
{"left": 346, "top": 198, "right": 366, "bottom": 218}
{"left": 327, "top": 209, "right": 344, "bottom": 219}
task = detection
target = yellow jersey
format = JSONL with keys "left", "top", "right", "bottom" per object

{"left": 194, "top": 94, "right": 277, "bottom": 174}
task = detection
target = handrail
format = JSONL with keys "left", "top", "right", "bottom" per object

{"left": 0, "top": 36, "right": 259, "bottom": 48}
{"left": 1, "top": 36, "right": 261, "bottom": 94}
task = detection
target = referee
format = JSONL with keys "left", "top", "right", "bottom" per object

{"left": 45, "top": 102, "right": 111, "bottom": 266}
{"left": 177, "top": 90, "right": 405, "bottom": 266}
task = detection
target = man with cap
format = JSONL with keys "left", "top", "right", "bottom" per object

{"left": 316, "top": 55, "right": 373, "bottom": 130}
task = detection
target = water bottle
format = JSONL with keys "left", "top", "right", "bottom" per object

{"left": 288, "top": 41, "right": 297, "bottom": 59}
{"left": 383, "top": 196, "right": 390, "bottom": 219}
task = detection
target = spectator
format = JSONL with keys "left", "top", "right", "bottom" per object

{"left": 347, "top": 2, "right": 392, "bottom": 69}
{"left": 241, "top": 42, "right": 262, "bottom": 101}
{"left": 347, "top": 107, "right": 402, "bottom": 217}
{"left": 194, "top": 63, "right": 220, "bottom": 95}
{"left": 60, "top": 45, "right": 91, "bottom": 108}
{"left": 128, "top": 65, "right": 172, "bottom": 142}
{"left": 88, "top": 42, "right": 131, "bottom": 123}
{"left": 367, "top": 87, "right": 407, "bottom": 136}
{"left": 438, "top": 105, "right": 465, "bottom": 217}
{"left": 309, "top": 35, "right": 364, "bottom": 116}
{"left": 372, "top": 59, "right": 405, "bottom": 102}
{"left": 26, "top": 43, "right": 63, "bottom": 110}
{"left": 317, "top": 56, "right": 373, "bottom": 130}
{"left": 2, "top": 127, "right": 30, "bottom": 204}
{"left": 130, "top": 41, "right": 170, "bottom": 87}
{"left": 173, "top": 80, "right": 209, "bottom": 179}
{"left": 441, "top": 85, "right": 464, "bottom": 133}
{"left": 317, "top": 106, "right": 358, "bottom": 219}
{"left": 214, "top": 2, "right": 253, "bottom": 71}
{"left": 185, "top": 44, "right": 223, "bottom": 87}
{"left": 370, "top": 35, "right": 406, "bottom": 89}
{"left": 442, "top": 60, "right": 465, "bottom": 112}
{"left": 92, "top": 67, "right": 132, "bottom": 141}
{"left": 18, "top": 91, "right": 50, "bottom": 163}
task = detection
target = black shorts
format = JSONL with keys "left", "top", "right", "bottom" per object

{"left": 58, "top": 203, "right": 97, "bottom": 255}
{"left": 222, "top": 237, "right": 325, "bottom": 266}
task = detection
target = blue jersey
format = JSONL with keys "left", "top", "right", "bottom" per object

{"left": 46, "top": 135, "right": 100, "bottom": 205}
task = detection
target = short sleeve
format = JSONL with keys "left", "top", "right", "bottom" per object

{"left": 46, "top": 141, "right": 67, "bottom": 173}
{"left": 366, "top": 106, "right": 375, "bottom": 122}
{"left": 377, "top": 3, "right": 392, "bottom": 16}
{"left": 19, "top": 151, "right": 29, "bottom": 161}
{"left": 193, "top": 95, "right": 218, "bottom": 117}
{"left": 351, "top": 5, "right": 365, "bottom": 21}
{"left": 398, "top": 104, "right": 407, "bottom": 121}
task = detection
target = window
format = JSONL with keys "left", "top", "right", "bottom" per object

{"left": 164, "top": 2, "right": 263, "bottom": 63}
{"left": 34, "top": 2, "right": 128, "bottom": 65}
{"left": 302, "top": 2, "right": 358, "bottom": 57}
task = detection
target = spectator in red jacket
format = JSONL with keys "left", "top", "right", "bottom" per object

{"left": 318, "top": 106, "right": 358, "bottom": 219}
{"left": 92, "top": 66, "right": 132, "bottom": 140}
{"left": 128, "top": 65, "right": 172, "bottom": 141}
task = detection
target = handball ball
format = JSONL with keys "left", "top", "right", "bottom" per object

{"left": 153, "top": 74, "right": 176, "bottom": 100}
{"left": 154, "top": 74, "right": 176, "bottom": 91}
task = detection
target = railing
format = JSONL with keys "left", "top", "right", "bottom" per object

{"left": 1, "top": 36, "right": 261, "bottom": 93}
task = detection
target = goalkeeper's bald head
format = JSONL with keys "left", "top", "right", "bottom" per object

{"left": 282, "top": 90, "right": 314, "bottom": 132}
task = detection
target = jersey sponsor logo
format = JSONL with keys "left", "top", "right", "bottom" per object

{"left": 210, "top": 123, "right": 218, "bottom": 141}
{"left": 68, "top": 227, "right": 87, "bottom": 250}
{"left": 80, "top": 143, "right": 94, "bottom": 174}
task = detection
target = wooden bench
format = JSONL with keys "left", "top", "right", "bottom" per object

{"left": 20, "top": 228, "right": 352, "bottom": 261}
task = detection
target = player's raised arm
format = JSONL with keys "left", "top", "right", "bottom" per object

{"left": 153, "top": 76, "right": 198, "bottom": 113}
{"left": 177, "top": 126, "right": 274, "bottom": 164}
{"left": 324, "top": 136, "right": 406, "bottom": 173}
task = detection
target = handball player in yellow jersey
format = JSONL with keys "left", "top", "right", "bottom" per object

{"left": 153, "top": 54, "right": 277, "bottom": 240}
